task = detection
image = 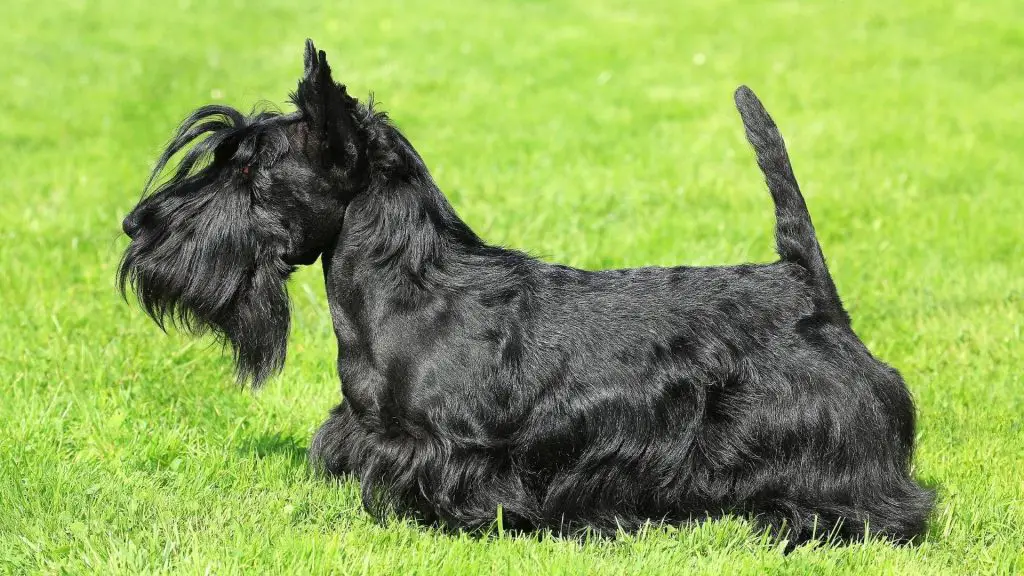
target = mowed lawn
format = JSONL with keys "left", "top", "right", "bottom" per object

{"left": 2, "top": 0, "right": 1022, "bottom": 573}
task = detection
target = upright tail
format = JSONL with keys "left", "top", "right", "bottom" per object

{"left": 734, "top": 86, "right": 847, "bottom": 321}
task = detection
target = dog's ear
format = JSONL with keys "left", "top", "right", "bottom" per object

{"left": 293, "top": 39, "right": 362, "bottom": 170}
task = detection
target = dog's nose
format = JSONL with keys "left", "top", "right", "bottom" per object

{"left": 122, "top": 211, "right": 141, "bottom": 239}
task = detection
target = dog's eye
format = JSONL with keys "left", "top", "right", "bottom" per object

{"left": 240, "top": 165, "right": 251, "bottom": 176}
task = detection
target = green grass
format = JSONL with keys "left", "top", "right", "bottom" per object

{"left": 2, "top": 0, "right": 1022, "bottom": 573}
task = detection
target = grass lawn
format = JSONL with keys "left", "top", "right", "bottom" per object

{"left": 2, "top": 0, "right": 1022, "bottom": 573}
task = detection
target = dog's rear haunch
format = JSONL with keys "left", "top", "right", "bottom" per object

{"left": 119, "top": 40, "right": 933, "bottom": 546}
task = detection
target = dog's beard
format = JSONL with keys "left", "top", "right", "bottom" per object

{"left": 118, "top": 224, "right": 294, "bottom": 387}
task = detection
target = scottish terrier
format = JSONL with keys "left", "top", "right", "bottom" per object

{"left": 119, "top": 40, "right": 933, "bottom": 545}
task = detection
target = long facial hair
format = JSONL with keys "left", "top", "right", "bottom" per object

{"left": 119, "top": 106, "right": 299, "bottom": 387}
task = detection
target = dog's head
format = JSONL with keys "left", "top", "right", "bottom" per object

{"left": 119, "top": 40, "right": 368, "bottom": 386}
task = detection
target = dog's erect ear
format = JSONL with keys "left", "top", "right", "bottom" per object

{"left": 302, "top": 38, "right": 319, "bottom": 80}
{"left": 293, "top": 39, "right": 362, "bottom": 170}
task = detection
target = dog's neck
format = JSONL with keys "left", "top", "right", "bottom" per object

{"left": 324, "top": 121, "right": 482, "bottom": 291}
{"left": 319, "top": 121, "right": 486, "bottom": 363}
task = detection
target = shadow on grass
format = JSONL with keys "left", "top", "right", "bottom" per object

{"left": 237, "top": 432, "right": 309, "bottom": 469}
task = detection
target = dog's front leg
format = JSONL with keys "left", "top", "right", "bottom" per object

{"left": 309, "top": 402, "right": 363, "bottom": 477}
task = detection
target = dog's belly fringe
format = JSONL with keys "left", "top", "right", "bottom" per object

{"left": 310, "top": 349, "right": 933, "bottom": 545}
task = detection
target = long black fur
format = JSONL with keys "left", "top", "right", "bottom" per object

{"left": 120, "top": 40, "right": 934, "bottom": 546}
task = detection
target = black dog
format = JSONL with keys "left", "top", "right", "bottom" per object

{"left": 119, "top": 40, "right": 933, "bottom": 545}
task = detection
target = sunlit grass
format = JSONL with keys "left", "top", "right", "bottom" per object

{"left": 1, "top": 0, "right": 1022, "bottom": 573}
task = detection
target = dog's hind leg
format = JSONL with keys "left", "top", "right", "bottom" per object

{"left": 746, "top": 471, "right": 934, "bottom": 548}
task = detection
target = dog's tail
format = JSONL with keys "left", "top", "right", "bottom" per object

{"left": 734, "top": 86, "right": 847, "bottom": 321}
